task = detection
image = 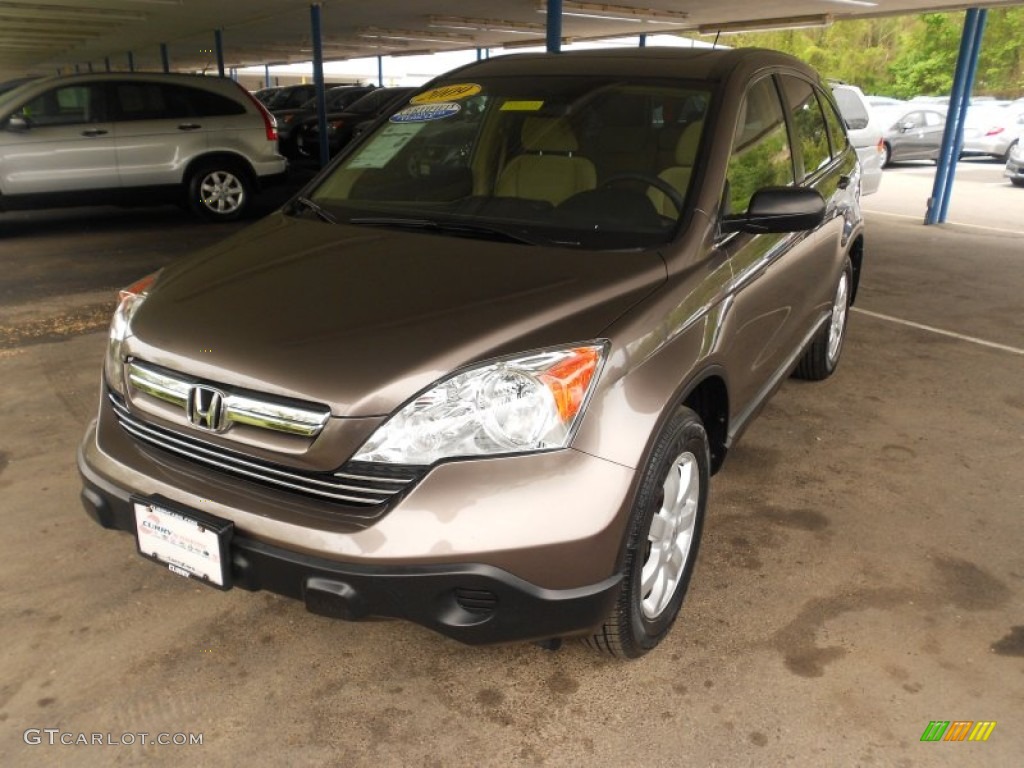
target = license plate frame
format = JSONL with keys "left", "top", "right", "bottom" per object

{"left": 132, "top": 495, "right": 233, "bottom": 590}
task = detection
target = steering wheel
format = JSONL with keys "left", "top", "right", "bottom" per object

{"left": 599, "top": 172, "right": 684, "bottom": 215}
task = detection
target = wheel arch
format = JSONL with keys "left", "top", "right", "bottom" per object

{"left": 183, "top": 152, "right": 257, "bottom": 187}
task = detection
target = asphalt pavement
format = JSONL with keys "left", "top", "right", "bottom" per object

{"left": 1, "top": 163, "right": 1022, "bottom": 767}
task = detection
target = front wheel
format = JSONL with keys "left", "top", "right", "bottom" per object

{"left": 586, "top": 408, "right": 709, "bottom": 659}
{"left": 880, "top": 142, "right": 891, "bottom": 168}
{"left": 186, "top": 162, "right": 252, "bottom": 221}
{"left": 793, "top": 258, "right": 852, "bottom": 381}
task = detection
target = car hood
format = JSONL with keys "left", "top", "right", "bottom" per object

{"left": 128, "top": 213, "right": 666, "bottom": 417}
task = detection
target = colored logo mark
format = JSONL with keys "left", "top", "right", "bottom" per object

{"left": 920, "top": 721, "right": 996, "bottom": 742}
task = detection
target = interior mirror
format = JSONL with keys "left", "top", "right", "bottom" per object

{"left": 720, "top": 186, "right": 825, "bottom": 235}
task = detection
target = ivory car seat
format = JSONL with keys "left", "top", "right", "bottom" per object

{"left": 495, "top": 117, "right": 596, "bottom": 206}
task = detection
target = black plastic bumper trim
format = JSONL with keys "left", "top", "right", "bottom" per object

{"left": 78, "top": 458, "right": 622, "bottom": 646}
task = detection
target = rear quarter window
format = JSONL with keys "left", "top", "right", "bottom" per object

{"left": 832, "top": 87, "right": 870, "bottom": 131}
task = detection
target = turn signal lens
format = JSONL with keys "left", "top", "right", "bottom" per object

{"left": 540, "top": 347, "right": 601, "bottom": 423}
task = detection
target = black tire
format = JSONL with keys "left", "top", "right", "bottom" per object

{"left": 186, "top": 160, "right": 252, "bottom": 222}
{"left": 1011, "top": 178, "right": 1024, "bottom": 188}
{"left": 880, "top": 142, "right": 891, "bottom": 168}
{"left": 586, "top": 407, "right": 709, "bottom": 659}
{"left": 793, "top": 257, "right": 853, "bottom": 381}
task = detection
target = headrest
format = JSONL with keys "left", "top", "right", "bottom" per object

{"left": 675, "top": 121, "right": 703, "bottom": 165}
{"left": 521, "top": 117, "right": 578, "bottom": 152}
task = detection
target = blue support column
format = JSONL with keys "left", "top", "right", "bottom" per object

{"left": 87, "top": 62, "right": 93, "bottom": 72}
{"left": 939, "top": 9, "right": 988, "bottom": 222}
{"left": 310, "top": 3, "right": 330, "bottom": 167}
{"left": 639, "top": 33, "right": 647, "bottom": 48}
{"left": 377, "top": 55, "right": 383, "bottom": 87}
{"left": 161, "top": 43, "right": 170, "bottom": 73}
{"left": 926, "top": 9, "right": 983, "bottom": 224}
{"left": 74, "top": 64, "right": 80, "bottom": 73}
{"left": 214, "top": 29, "right": 225, "bottom": 77}
{"left": 128, "top": 51, "right": 134, "bottom": 71}
{"left": 476, "top": 47, "right": 483, "bottom": 61}
{"left": 104, "top": 57, "right": 111, "bottom": 72}
{"left": 546, "top": 0, "right": 562, "bottom": 53}
{"left": 264, "top": 64, "right": 271, "bottom": 88}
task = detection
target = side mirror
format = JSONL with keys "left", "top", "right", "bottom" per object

{"left": 721, "top": 186, "right": 826, "bottom": 235}
{"left": 5, "top": 115, "right": 30, "bottom": 132}
{"left": 900, "top": 120, "right": 915, "bottom": 132}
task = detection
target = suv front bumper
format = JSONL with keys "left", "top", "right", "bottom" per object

{"left": 78, "top": 417, "right": 631, "bottom": 645}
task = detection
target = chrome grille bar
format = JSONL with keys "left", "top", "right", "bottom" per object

{"left": 109, "top": 394, "right": 423, "bottom": 507}
{"left": 126, "top": 361, "right": 331, "bottom": 438}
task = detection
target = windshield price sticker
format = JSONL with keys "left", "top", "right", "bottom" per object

{"left": 410, "top": 83, "right": 481, "bottom": 104}
{"left": 348, "top": 123, "right": 425, "bottom": 168}
{"left": 390, "top": 102, "right": 461, "bottom": 123}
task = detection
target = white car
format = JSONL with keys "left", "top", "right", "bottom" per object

{"left": 0, "top": 72, "right": 287, "bottom": 220}
{"left": 962, "top": 104, "right": 1024, "bottom": 161}
{"left": 831, "top": 83, "right": 883, "bottom": 195}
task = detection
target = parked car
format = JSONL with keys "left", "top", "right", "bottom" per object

{"left": 79, "top": 48, "right": 863, "bottom": 658}
{"left": 1005, "top": 139, "right": 1024, "bottom": 186}
{"left": 866, "top": 95, "right": 905, "bottom": 110}
{"left": 961, "top": 104, "right": 1024, "bottom": 161}
{"left": 831, "top": 82, "right": 883, "bottom": 195}
{"left": 0, "top": 72, "right": 286, "bottom": 220}
{"left": 252, "top": 85, "right": 282, "bottom": 105}
{"left": 879, "top": 106, "right": 947, "bottom": 166}
{"left": 274, "top": 85, "right": 376, "bottom": 158}
{"left": 261, "top": 82, "right": 350, "bottom": 111}
{"left": 293, "top": 86, "right": 415, "bottom": 162}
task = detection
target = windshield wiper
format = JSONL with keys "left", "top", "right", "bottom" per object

{"left": 348, "top": 216, "right": 541, "bottom": 246}
{"left": 290, "top": 196, "right": 337, "bottom": 224}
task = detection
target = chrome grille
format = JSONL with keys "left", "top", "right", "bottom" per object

{"left": 126, "top": 360, "right": 331, "bottom": 437}
{"left": 109, "top": 393, "right": 425, "bottom": 507}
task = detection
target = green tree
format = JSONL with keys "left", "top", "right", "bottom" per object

{"left": 692, "top": 10, "right": 1024, "bottom": 99}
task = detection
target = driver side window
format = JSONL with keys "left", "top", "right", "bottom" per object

{"left": 727, "top": 77, "right": 794, "bottom": 215}
{"left": 16, "top": 85, "right": 99, "bottom": 127}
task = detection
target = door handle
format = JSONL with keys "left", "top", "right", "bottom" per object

{"left": 81, "top": 128, "right": 108, "bottom": 137}
{"left": 177, "top": 123, "right": 202, "bottom": 131}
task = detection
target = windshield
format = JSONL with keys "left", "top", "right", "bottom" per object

{"left": 307, "top": 76, "right": 712, "bottom": 249}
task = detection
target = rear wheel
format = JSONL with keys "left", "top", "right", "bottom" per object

{"left": 1011, "top": 178, "right": 1024, "bottom": 188}
{"left": 793, "top": 258, "right": 852, "bottom": 381}
{"left": 586, "top": 408, "right": 709, "bottom": 659}
{"left": 186, "top": 161, "right": 252, "bottom": 221}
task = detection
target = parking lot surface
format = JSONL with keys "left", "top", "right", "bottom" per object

{"left": 2, "top": 164, "right": 1022, "bottom": 766}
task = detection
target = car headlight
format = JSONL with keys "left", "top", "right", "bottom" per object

{"left": 104, "top": 271, "right": 160, "bottom": 394}
{"left": 352, "top": 342, "right": 608, "bottom": 466}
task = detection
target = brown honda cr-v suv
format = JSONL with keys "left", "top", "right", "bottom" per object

{"left": 79, "top": 48, "right": 864, "bottom": 658}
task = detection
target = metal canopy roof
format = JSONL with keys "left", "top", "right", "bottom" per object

{"left": 2, "top": 0, "right": 1021, "bottom": 81}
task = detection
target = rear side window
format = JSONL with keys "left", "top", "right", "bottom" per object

{"left": 184, "top": 86, "right": 245, "bottom": 117}
{"left": 780, "top": 76, "right": 832, "bottom": 179}
{"left": 113, "top": 82, "right": 245, "bottom": 121}
{"left": 832, "top": 87, "right": 870, "bottom": 130}
{"left": 727, "top": 77, "right": 794, "bottom": 214}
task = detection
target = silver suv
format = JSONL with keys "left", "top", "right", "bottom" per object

{"left": 0, "top": 73, "right": 286, "bottom": 220}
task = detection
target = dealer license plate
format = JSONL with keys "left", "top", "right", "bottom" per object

{"left": 133, "top": 497, "right": 232, "bottom": 589}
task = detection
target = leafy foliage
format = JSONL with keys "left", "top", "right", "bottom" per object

{"left": 696, "top": 9, "right": 1024, "bottom": 98}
